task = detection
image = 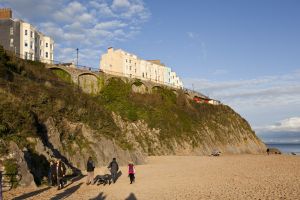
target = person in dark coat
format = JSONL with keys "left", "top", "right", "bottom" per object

{"left": 49, "top": 160, "right": 57, "bottom": 186}
{"left": 56, "top": 159, "right": 66, "bottom": 190}
{"left": 108, "top": 158, "right": 119, "bottom": 183}
{"left": 86, "top": 156, "right": 95, "bottom": 185}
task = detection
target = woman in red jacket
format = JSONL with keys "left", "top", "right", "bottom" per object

{"left": 128, "top": 162, "right": 135, "bottom": 184}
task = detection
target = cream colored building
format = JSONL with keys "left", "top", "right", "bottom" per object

{"left": 100, "top": 47, "right": 183, "bottom": 89}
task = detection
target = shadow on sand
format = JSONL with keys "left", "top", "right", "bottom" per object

{"left": 125, "top": 193, "right": 138, "bottom": 200}
{"left": 89, "top": 192, "right": 107, "bottom": 200}
{"left": 12, "top": 174, "right": 85, "bottom": 200}
{"left": 12, "top": 187, "right": 52, "bottom": 200}
{"left": 50, "top": 182, "right": 83, "bottom": 200}
{"left": 114, "top": 171, "right": 122, "bottom": 183}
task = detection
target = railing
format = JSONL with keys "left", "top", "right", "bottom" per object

{"left": 2, "top": 49, "right": 99, "bottom": 72}
{"left": 0, "top": 171, "right": 22, "bottom": 199}
{"left": 100, "top": 69, "right": 184, "bottom": 89}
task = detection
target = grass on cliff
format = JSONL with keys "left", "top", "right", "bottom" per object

{"left": 0, "top": 46, "right": 125, "bottom": 155}
{"left": 98, "top": 78, "right": 256, "bottom": 152}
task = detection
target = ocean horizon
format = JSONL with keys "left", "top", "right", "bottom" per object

{"left": 266, "top": 143, "right": 300, "bottom": 154}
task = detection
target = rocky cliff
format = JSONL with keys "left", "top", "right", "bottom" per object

{"left": 0, "top": 46, "right": 266, "bottom": 187}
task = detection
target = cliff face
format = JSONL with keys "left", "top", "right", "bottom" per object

{"left": 0, "top": 46, "right": 265, "bottom": 187}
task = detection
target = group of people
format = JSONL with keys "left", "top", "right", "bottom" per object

{"left": 86, "top": 157, "right": 135, "bottom": 185}
{"left": 48, "top": 159, "right": 67, "bottom": 190}
{"left": 48, "top": 157, "right": 136, "bottom": 190}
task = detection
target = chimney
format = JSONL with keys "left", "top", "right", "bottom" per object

{"left": 0, "top": 8, "right": 12, "bottom": 19}
{"left": 108, "top": 47, "right": 114, "bottom": 53}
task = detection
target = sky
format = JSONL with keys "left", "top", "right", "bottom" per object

{"left": 1, "top": 0, "right": 300, "bottom": 143}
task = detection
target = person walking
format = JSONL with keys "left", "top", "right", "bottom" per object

{"left": 86, "top": 156, "right": 95, "bottom": 185}
{"left": 49, "top": 160, "right": 57, "bottom": 186}
{"left": 108, "top": 158, "right": 119, "bottom": 183}
{"left": 128, "top": 162, "right": 135, "bottom": 184}
{"left": 56, "top": 159, "right": 66, "bottom": 190}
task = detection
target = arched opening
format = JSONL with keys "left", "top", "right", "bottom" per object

{"left": 131, "top": 81, "right": 148, "bottom": 94}
{"left": 50, "top": 67, "right": 72, "bottom": 83}
{"left": 78, "top": 73, "right": 102, "bottom": 95}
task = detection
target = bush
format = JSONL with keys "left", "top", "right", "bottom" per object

{"left": 4, "top": 159, "right": 19, "bottom": 188}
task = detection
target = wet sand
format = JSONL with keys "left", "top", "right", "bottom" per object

{"left": 4, "top": 155, "right": 300, "bottom": 200}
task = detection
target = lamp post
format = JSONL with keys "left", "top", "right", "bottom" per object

{"left": 76, "top": 48, "right": 79, "bottom": 67}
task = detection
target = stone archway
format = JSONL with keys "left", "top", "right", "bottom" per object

{"left": 131, "top": 81, "right": 148, "bottom": 94}
{"left": 49, "top": 67, "right": 72, "bottom": 83}
{"left": 78, "top": 73, "right": 102, "bottom": 95}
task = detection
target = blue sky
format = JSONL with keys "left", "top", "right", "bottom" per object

{"left": 1, "top": 0, "right": 300, "bottom": 143}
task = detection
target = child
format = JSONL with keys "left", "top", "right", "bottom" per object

{"left": 128, "top": 162, "right": 135, "bottom": 184}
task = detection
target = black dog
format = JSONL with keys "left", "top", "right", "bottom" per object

{"left": 93, "top": 174, "right": 112, "bottom": 186}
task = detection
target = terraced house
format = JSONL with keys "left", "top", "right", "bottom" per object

{"left": 100, "top": 47, "right": 184, "bottom": 89}
{"left": 0, "top": 8, "right": 54, "bottom": 64}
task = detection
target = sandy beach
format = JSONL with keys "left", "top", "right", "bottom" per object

{"left": 4, "top": 155, "right": 300, "bottom": 200}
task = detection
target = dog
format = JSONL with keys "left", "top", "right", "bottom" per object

{"left": 93, "top": 174, "right": 112, "bottom": 186}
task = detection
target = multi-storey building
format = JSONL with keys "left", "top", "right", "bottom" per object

{"left": 100, "top": 47, "right": 183, "bottom": 89}
{"left": 0, "top": 8, "right": 54, "bottom": 64}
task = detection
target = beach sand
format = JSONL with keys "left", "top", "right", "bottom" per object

{"left": 4, "top": 155, "right": 300, "bottom": 200}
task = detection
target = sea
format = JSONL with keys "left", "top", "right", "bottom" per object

{"left": 266, "top": 143, "right": 300, "bottom": 155}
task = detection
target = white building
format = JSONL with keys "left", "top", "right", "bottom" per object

{"left": 0, "top": 8, "right": 54, "bottom": 64}
{"left": 100, "top": 47, "right": 183, "bottom": 89}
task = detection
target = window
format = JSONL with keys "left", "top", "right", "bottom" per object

{"left": 142, "top": 73, "right": 144, "bottom": 78}
{"left": 46, "top": 52, "right": 48, "bottom": 58}
{"left": 40, "top": 40, "right": 42, "bottom": 45}
{"left": 30, "top": 31, "right": 33, "bottom": 38}
{"left": 30, "top": 41, "right": 33, "bottom": 49}
{"left": 46, "top": 43, "right": 48, "bottom": 47}
{"left": 50, "top": 44, "right": 52, "bottom": 50}
{"left": 25, "top": 30, "right": 27, "bottom": 35}
{"left": 129, "top": 66, "right": 132, "bottom": 70}
{"left": 10, "top": 27, "right": 13, "bottom": 35}
{"left": 10, "top": 38, "right": 13, "bottom": 47}
{"left": 25, "top": 42, "right": 28, "bottom": 47}
{"left": 25, "top": 52, "right": 28, "bottom": 59}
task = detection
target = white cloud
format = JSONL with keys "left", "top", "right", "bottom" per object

{"left": 184, "top": 70, "right": 300, "bottom": 108}
{"left": 112, "top": 0, "right": 131, "bottom": 9}
{"left": 255, "top": 117, "right": 300, "bottom": 144}
{"left": 94, "top": 20, "right": 127, "bottom": 30}
{"left": 0, "top": 0, "right": 150, "bottom": 68}
{"left": 256, "top": 117, "right": 300, "bottom": 133}
{"left": 183, "top": 70, "right": 300, "bottom": 143}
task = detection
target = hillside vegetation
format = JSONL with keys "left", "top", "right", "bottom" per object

{"left": 0, "top": 46, "right": 265, "bottom": 186}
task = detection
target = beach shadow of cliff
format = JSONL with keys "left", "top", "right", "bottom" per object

{"left": 12, "top": 174, "right": 84, "bottom": 200}
{"left": 89, "top": 192, "right": 107, "bottom": 200}
{"left": 12, "top": 187, "right": 51, "bottom": 200}
{"left": 50, "top": 182, "right": 83, "bottom": 200}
